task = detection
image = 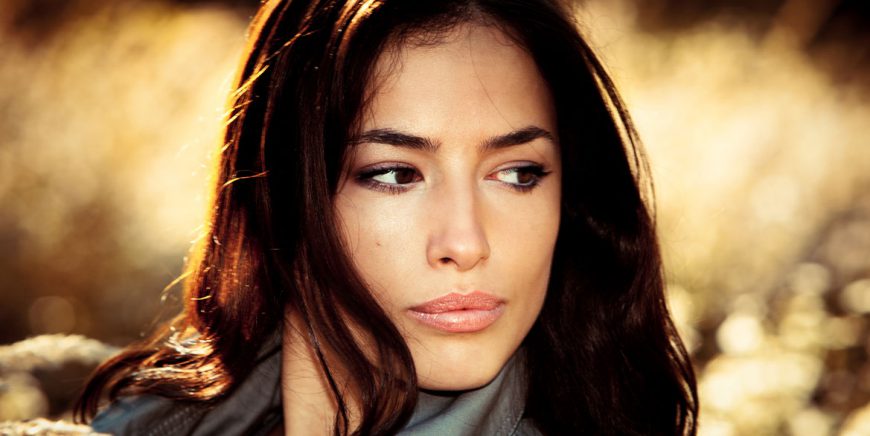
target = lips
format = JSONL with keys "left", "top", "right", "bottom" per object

{"left": 408, "top": 291, "right": 505, "bottom": 333}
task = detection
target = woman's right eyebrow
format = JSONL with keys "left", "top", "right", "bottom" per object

{"left": 353, "top": 129, "right": 440, "bottom": 152}
{"left": 353, "top": 125, "right": 554, "bottom": 153}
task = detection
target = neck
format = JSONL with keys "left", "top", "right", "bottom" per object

{"left": 280, "top": 310, "right": 358, "bottom": 435}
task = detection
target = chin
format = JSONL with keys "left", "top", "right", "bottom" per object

{"left": 417, "top": 371, "right": 502, "bottom": 392}
{"left": 410, "top": 340, "right": 515, "bottom": 392}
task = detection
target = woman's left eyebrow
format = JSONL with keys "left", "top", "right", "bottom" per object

{"left": 353, "top": 125, "right": 555, "bottom": 152}
{"left": 480, "top": 126, "right": 555, "bottom": 152}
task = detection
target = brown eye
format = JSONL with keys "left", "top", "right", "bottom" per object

{"left": 516, "top": 170, "right": 535, "bottom": 185}
{"left": 357, "top": 164, "right": 423, "bottom": 193}
{"left": 391, "top": 168, "right": 419, "bottom": 184}
{"left": 370, "top": 167, "right": 420, "bottom": 185}
{"left": 491, "top": 164, "right": 549, "bottom": 192}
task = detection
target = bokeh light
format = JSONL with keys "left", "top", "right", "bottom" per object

{"left": 28, "top": 296, "right": 76, "bottom": 335}
{"left": 0, "top": 0, "right": 868, "bottom": 433}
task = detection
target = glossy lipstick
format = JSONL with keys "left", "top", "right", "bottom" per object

{"left": 408, "top": 291, "right": 505, "bottom": 333}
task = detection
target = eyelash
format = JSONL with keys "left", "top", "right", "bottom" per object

{"left": 492, "top": 165, "right": 551, "bottom": 192}
{"left": 356, "top": 164, "right": 421, "bottom": 194}
{"left": 354, "top": 163, "right": 551, "bottom": 194}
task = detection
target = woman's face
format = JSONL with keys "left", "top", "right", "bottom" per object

{"left": 335, "top": 24, "right": 561, "bottom": 391}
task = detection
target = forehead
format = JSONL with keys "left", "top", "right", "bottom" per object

{"left": 361, "top": 23, "right": 556, "bottom": 144}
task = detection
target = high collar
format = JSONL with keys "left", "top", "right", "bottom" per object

{"left": 400, "top": 352, "right": 528, "bottom": 435}
{"left": 92, "top": 343, "right": 533, "bottom": 436}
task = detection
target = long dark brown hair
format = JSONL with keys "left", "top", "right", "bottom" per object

{"left": 76, "top": 0, "right": 698, "bottom": 434}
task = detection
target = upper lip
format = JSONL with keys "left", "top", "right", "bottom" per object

{"left": 409, "top": 291, "right": 504, "bottom": 313}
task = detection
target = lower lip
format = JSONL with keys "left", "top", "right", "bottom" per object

{"left": 407, "top": 305, "right": 505, "bottom": 333}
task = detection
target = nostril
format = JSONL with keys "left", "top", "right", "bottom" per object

{"left": 439, "top": 257, "right": 452, "bottom": 265}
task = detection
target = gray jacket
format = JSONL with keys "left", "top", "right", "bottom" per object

{"left": 91, "top": 346, "right": 541, "bottom": 435}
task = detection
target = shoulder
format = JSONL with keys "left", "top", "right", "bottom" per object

{"left": 91, "top": 395, "right": 207, "bottom": 436}
{"left": 91, "top": 347, "right": 282, "bottom": 436}
{"left": 91, "top": 337, "right": 283, "bottom": 435}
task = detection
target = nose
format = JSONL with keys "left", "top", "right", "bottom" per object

{"left": 425, "top": 184, "right": 491, "bottom": 271}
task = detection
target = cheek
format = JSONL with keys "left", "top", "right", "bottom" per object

{"left": 336, "top": 191, "right": 411, "bottom": 249}
{"left": 334, "top": 192, "right": 424, "bottom": 305}
{"left": 489, "top": 190, "right": 561, "bottom": 283}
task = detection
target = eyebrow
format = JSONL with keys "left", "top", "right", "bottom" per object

{"left": 352, "top": 125, "right": 554, "bottom": 153}
{"left": 481, "top": 126, "right": 555, "bottom": 152}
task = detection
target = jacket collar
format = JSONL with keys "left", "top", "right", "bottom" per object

{"left": 93, "top": 343, "right": 529, "bottom": 435}
{"left": 400, "top": 351, "right": 527, "bottom": 435}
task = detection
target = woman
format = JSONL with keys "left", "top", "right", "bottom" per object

{"left": 77, "top": 0, "right": 698, "bottom": 434}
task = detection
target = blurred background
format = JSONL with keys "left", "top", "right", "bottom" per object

{"left": 0, "top": 0, "right": 867, "bottom": 434}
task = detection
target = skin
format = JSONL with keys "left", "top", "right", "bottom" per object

{"left": 280, "top": 23, "right": 561, "bottom": 434}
